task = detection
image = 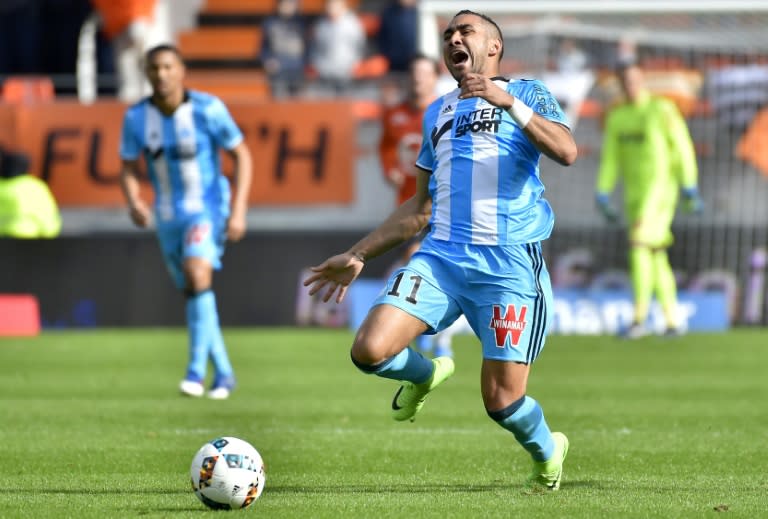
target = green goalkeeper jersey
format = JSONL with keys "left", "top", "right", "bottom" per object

{"left": 596, "top": 90, "right": 698, "bottom": 225}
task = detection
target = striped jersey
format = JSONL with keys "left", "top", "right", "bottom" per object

{"left": 119, "top": 90, "right": 244, "bottom": 223}
{"left": 416, "top": 78, "right": 569, "bottom": 245}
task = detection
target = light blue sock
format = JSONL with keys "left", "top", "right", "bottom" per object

{"left": 185, "top": 290, "right": 214, "bottom": 382}
{"left": 206, "top": 293, "right": 234, "bottom": 386}
{"left": 488, "top": 396, "right": 555, "bottom": 462}
{"left": 352, "top": 347, "right": 434, "bottom": 384}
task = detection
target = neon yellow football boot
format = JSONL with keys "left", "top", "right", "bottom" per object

{"left": 391, "top": 356, "right": 455, "bottom": 422}
{"left": 527, "top": 432, "right": 569, "bottom": 491}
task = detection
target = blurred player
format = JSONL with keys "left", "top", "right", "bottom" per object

{"left": 305, "top": 10, "right": 576, "bottom": 490}
{"left": 119, "top": 44, "right": 253, "bottom": 399}
{"left": 379, "top": 53, "right": 440, "bottom": 205}
{"left": 379, "top": 55, "right": 444, "bottom": 355}
{"left": 596, "top": 61, "right": 702, "bottom": 338}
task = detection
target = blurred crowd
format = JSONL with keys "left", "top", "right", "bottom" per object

{"left": 0, "top": 0, "right": 422, "bottom": 102}
{"left": 3, "top": 1, "right": 768, "bottom": 214}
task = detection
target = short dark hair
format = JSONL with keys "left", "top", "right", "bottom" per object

{"left": 409, "top": 52, "right": 440, "bottom": 76}
{"left": 145, "top": 44, "right": 185, "bottom": 64}
{"left": 615, "top": 58, "right": 639, "bottom": 77}
{"left": 453, "top": 10, "right": 504, "bottom": 59}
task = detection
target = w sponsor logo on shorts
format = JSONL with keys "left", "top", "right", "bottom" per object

{"left": 185, "top": 222, "right": 211, "bottom": 246}
{"left": 489, "top": 304, "right": 528, "bottom": 347}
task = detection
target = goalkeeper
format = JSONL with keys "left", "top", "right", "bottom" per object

{"left": 595, "top": 60, "right": 702, "bottom": 338}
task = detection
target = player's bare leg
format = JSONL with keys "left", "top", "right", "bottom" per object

{"left": 483, "top": 360, "right": 568, "bottom": 490}
{"left": 351, "top": 304, "right": 454, "bottom": 422}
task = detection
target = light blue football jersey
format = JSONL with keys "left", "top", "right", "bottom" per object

{"left": 120, "top": 90, "right": 244, "bottom": 223}
{"left": 415, "top": 78, "right": 569, "bottom": 245}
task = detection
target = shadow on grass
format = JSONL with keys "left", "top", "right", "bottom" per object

{"left": 267, "top": 483, "right": 496, "bottom": 494}
{"left": 264, "top": 479, "right": 606, "bottom": 495}
{"left": 0, "top": 488, "right": 188, "bottom": 495}
{"left": 267, "top": 483, "right": 532, "bottom": 494}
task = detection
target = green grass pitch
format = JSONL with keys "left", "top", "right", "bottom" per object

{"left": 1, "top": 328, "right": 766, "bottom": 518}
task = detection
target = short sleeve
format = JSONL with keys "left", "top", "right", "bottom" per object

{"left": 517, "top": 79, "right": 570, "bottom": 128}
{"left": 119, "top": 110, "right": 141, "bottom": 160}
{"left": 415, "top": 104, "right": 439, "bottom": 172}
{"left": 206, "top": 97, "right": 244, "bottom": 151}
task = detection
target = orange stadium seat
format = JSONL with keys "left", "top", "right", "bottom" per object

{"left": 1, "top": 76, "right": 54, "bottom": 104}
{"left": 353, "top": 54, "right": 389, "bottom": 79}
{"left": 178, "top": 27, "right": 262, "bottom": 61}
{"left": 358, "top": 12, "right": 381, "bottom": 37}
{"left": 185, "top": 70, "right": 271, "bottom": 101}
{"left": 293, "top": 0, "right": 360, "bottom": 14}
{"left": 296, "top": 0, "right": 323, "bottom": 12}
{"left": 202, "top": 0, "right": 359, "bottom": 15}
{"left": 202, "top": 0, "right": 276, "bottom": 14}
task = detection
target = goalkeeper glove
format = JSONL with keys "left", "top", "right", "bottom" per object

{"left": 595, "top": 193, "right": 619, "bottom": 223}
{"left": 681, "top": 187, "right": 703, "bottom": 214}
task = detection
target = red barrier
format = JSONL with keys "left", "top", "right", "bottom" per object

{"left": 0, "top": 294, "right": 41, "bottom": 336}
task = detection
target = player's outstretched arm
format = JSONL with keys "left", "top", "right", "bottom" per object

{"left": 303, "top": 252, "right": 366, "bottom": 303}
{"left": 347, "top": 193, "right": 431, "bottom": 262}
{"left": 226, "top": 141, "right": 253, "bottom": 242}
{"left": 304, "top": 170, "right": 432, "bottom": 303}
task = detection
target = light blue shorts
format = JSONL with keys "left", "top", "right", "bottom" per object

{"left": 155, "top": 214, "right": 227, "bottom": 290}
{"left": 372, "top": 237, "right": 553, "bottom": 364}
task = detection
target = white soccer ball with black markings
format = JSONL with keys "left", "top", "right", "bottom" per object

{"left": 190, "top": 436, "right": 266, "bottom": 510}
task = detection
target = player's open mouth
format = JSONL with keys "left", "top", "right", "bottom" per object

{"left": 451, "top": 50, "right": 469, "bottom": 65}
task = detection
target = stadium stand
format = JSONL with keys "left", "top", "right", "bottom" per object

{"left": 200, "top": 0, "right": 360, "bottom": 18}
{"left": 178, "top": 0, "right": 382, "bottom": 96}
{"left": 178, "top": 26, "right": 263, "bottom": 63}
{"left": 169, "top": 0, "right": 389, "bottom": 103}
{"left": 184, "top": 69, "right": 270, "bottom": 102}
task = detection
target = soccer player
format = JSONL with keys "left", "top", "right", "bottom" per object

{"left": 595, "top": 61, "right": 702, "bottom": 338}
{"left": 304, "top": 10, "right": 576, "bottom": 490}
{"left": 379, "top": 53, "right": 440, "bottom": 206}
{"left": 119, "top": 44, "right": 253, "bottom": 399}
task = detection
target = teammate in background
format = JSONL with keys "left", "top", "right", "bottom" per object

{"left": 595, "top": 60, "right": 702, "bottom": 339}
{"left": 379, "top": 53, "right": 440, "bottom": 206}
{"left": 305, "top": 10, "right": 576, "bottom": 490}
{"left": 119, "top": 44, "right": 253, "bottom": 399}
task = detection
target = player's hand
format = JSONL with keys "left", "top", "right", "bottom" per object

{"left": 458, "top": 73, "right": 509, "bottom": 106}
{"left": 595, "top": 193, "right": 619, "bottom": 223}
{"left": 128, "top": 200, "right": 152, "bottom": 228}
{"left": 303, "top": 252, "right": 365, "bottom": 304}
{"left": 226, "top": 210, "right": 247, "bottom": 242}
{"left": 681, "top": 187, "right": 704, "bottom": 214}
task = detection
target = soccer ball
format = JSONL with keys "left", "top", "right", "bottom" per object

{"left": 189, "top": 436, "right": 266, "bottom": 510}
